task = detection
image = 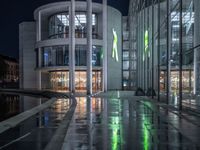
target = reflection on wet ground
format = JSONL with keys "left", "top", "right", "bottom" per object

{"left": 0, "top": 98, "right": 71, "bottom": 150}
{"left": 1, "top": 92, "right": 200, "bottom": 150}
{"left": 62, "top": 96, "right": 200, "bottom": 150}
{"left": 0, "top": 93, "right": 48, "bottom": 121}
{"left": 0, "top": 94, "right": 20, "bottom": 121}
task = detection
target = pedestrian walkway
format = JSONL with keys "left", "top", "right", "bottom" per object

{"left": 61, "top": 91, "right": 200, "bottom": 150}
{"left": 1, "top": 90, "right": 200, "bottom": 150}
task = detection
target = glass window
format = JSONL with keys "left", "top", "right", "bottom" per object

{"left": 171, "top": 4, "right": 180, "bottom": 67}
{"left": 171, "top": 0, "right": 179, "bottom": 11}
{"left": 75, "top": 45, "right": 102, "bottom": 67}
{"left": 43, "top": 47, "right": 52, "bottom": 67}
{"left": 41, "top": 45, "right": 103, "bottom": 67}
{"left": 182, "top": 0, "right": 194, "bottom": 65}
{"left": 64, "top": 48, "right": 69, "bottom": 66}
{"left": 160, "top": 22, "right": 167, "bottom": 66}
{"left": 123, "top": 51, "right": 129, "bottom": 60}
{"left": 35, "top": 48, "right": 39, "bottom": 68}
{"left": 75, "top": 45, "right": 87, "bottom": 66}
{"left": 50, "top": 71, "right": 69, "bottom": 91}
{"left": 49, "top": 71, "right": 102, "bottom": 92}
{"left": 92, "top": 46, "right": 102, "bottom": 67}
{"left": 123, "top": 81, "right": 129, "bottom": 89}
{"left": 92, "top": 71, "right": 102, "bottom": 92}
{"left": 160, "top": 0, "right": 167, "bottom": 26}
{"left": 49, "top": 12, "right": 98, "bottom": 39}
{"left": 123, "top": 61, "right": 129, "bottom": 70}
{"left": 42, "top": 46, "right": 69, "bottom": 67}
{"left": 55, "top": 46, "right": 64, "bottom": 66}
{"left": 49, "top": 13, "right": 69, "bottom": 39}
{"left": 123, "top": 71, "right": 129, "bottom": 80}
{"left": 75, "top": 71, "right": 87, "bottom": 91}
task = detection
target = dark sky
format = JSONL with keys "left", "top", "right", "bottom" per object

{"left": 0, "top": 0, "right": 129, "bottom": 59}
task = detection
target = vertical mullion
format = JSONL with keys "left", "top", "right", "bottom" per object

{"left": 158, "top": 0, "right": 161, "bottom": 101}
{"left": 143, "top": 4, "right": 146, "bottom": 90}
{"left": 145, "top": 4, "right": 150, "bottom": 90}
{"left": 103, "top": 0, "right": 108, "bottom": 92}
{"left": 152, "top": 0, "right": 154, "bottom": 98}
{"left": 166, "top": 0, "right": 170, "bottom": 104}
{"left": 179, "top": 0, "right": 183, "bottom": 110}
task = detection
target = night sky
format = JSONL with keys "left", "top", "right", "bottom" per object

{"left": 0, "top": 0, "right": 129, "bottom": 59}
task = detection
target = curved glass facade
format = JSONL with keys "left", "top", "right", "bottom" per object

{"left": 49, "top": 12, "right": 98, "bottom": 39}
{"left": 41, "top": 45, "right": 102, "bottom": 67}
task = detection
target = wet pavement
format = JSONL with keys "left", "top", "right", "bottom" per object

{"left": 1, "top": 91, "right": 200, "bottom": 150}
{"left": 0, "top": 98, "right": 71, "bottom": 150}
{"left": 62, "top": 94, "right": 200, "bottom": 150}
{"left": 0, "top": 93, "right": 48, "bottom": 122}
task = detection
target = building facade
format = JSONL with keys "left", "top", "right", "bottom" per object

{"left": 0, "top": 54, "right": 19, "bottom": 83}
{"left": 19, "top": 1, "right": 122, "bottom": 93}
{"left": 128, "top": 0, "right": 200, "bottom": 108}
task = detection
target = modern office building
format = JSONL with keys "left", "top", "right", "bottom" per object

{"left": 128, "top": 0, "right": 200, "bottom": 108}
{"left": 19, "top": 0, "right": 122, "bottom": 93}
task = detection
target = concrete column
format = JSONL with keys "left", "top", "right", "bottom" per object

{"left": 38, "top": 71, "right": 41, "bottom": 90}
{"left": 194, "top": 0, "right": 200, "bottom": 95}
{"left": 36, "top": 11, "right": 42, "bottom": 90}
{"left": 37, "top": 11, "right": 42, "bottom": 42}
{"left": 38, "top": 48, "right": 42, "bottom": 90}
{"left": 103, "top": 0, "right": 108, "bottom": 92}
{"left": 69, "top": 0, "right": 75, "bottom": 93}
{"left": 38, "top": 48, "right": 42, "bottom": 68}
{"left": 87, "top": 0, "right": 93, "bottom": 95}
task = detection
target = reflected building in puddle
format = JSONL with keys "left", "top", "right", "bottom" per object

{"left": 0, "top": 94, "right": 20, "bottom": 121}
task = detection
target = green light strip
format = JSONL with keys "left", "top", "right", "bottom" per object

{"left": 112, "top": 28, "right": 119, "bottom": 62}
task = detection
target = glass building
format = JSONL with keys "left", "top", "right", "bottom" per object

{"left": 128, "top": 0, "right": 200, "bottom": 109}
{"left": 19, "top": 1, "right": 122, "bottom": 94}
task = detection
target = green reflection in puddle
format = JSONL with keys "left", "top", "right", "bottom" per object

{"left": 109, "top": 99, "right": 123, "bottom": 150}
{"left": 142, "top": 115, "right": 150, "bottom": 150}
{"left": 110, "top": 116, "right": 120, "bottom": 150}
{"left": 112, "top": 126, "right": 119, "bottom": 150}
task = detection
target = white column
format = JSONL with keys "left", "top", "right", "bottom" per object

{"left": 38, "top": 48, "right": 42, "bottom": 90}
{"left": 37, "top": 71, "right": 42, "bottom": 90}
{"left": 37, "top": 11, "right": 42, "bottom": 42}
{"left": 37, "top": 11, "right": 42, "bottom": 90}
{"left": 87, "top": 0, "right": 93, "bottom": 95}
{"left": 38, "top": 48, "right": 42, "bottom": 67}
{"left": 69, "top": 0, "right": 76, "bottom": 93}
{"left": 103, "top": 0, "right": 108, "bottom": 92}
